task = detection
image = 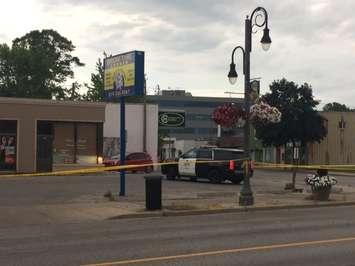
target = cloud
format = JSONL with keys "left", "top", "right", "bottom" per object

{"left": 86, "top": 18, "right": 226, "bottom": 55}
{"left": 2, "top": 0, "right": 355, "bottom": 106}
{"left": 0, "top": 34, "right": 7, "bottom": 43}
{"left": 41, "top": 0, "right": 244, "bottom": 27}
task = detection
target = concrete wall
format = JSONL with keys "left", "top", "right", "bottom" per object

{"left": 0, "top": 97, "right": 105, "bottom": 173}
{"left": 104, "top": 103, "right": 158, "bottom": 163}
{"left": 309, "top": 112, "right": 355, "bottom": 165}
{"left": 259, "top": 147, "right": 277, "bottom": 163}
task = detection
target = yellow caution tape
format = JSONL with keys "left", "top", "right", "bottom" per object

{"left": 254, "top": 162, "right": 355, "bottom": 172}
{"left": 2, "top": 158, "right": 355, "bottom": 179}
{"left": 0, "top": 158, "right": 250, "bottom": 178}
{"left": 0, "top": 162, "right": 178, "bottom": 178}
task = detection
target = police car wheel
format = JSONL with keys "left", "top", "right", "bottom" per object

{"left": 208, "top": 169, "right": 222, "bottom": 184}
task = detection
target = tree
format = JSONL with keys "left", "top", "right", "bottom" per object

{"left": 0, "top": 29, "right": 83, "bottom": 99}
{"left": 0, "top": 44, "right": 16, "bottom": 96}
{"left": 65, "top": 82, "right": 82, "bottom": 101}
{"left": 255, "top": 78, "right": 327, "bottom": 147}
{"left": 84, "top": 57, "right": 105, "bottom": 102}
{"left": 323, "top": 102, "right": 351, "bottom": 112}
{"left": 254, "top": 78, "right": 327, "bottom": 189}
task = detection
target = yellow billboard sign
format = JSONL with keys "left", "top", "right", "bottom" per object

{"left": 104, "top": 63, "right": 135, "bottom": 90}
{"left": 103, "top": 51, "right": 144, "bottom": 98}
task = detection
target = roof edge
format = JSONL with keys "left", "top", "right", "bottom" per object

{"left": 0, "top": 97, "right": 106, "bottom": 108}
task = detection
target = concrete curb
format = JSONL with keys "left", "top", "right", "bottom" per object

{"left": 107, "top": 212, "right": 163, "bottom": 220}
{"left": 107, "top": 201, "right": 355, "bottom": 220}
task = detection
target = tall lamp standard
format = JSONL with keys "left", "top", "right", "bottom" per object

{"left": 228, "top": 7, "right": 272, "bottom": 206}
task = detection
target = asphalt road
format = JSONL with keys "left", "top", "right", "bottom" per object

{"left": 1, "top": 206, "right": 355, "bottom": 265}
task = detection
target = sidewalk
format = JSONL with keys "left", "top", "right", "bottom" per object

{"left": 1, "top": 170, "right": 355, "bottom": 226}
{"left": 111, "top": 183, "right": 355, "bottom": 218}
{"left": 2, "top": 184, "right": 354, "bottom": 226}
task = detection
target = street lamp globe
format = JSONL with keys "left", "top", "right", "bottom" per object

{"left": 261, "top": 42, "right": 271, "bottom": 51}
{"left": 228, "top": 76, "right": 238, "bottom": 85}
{"left": 228, "top": 63, "right": 238, "bottom": 85}
{"left": 260, "top": 28, "right": 272, "bottom": 51}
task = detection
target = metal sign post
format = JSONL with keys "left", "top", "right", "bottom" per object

{"left": 103, "top": 51, "right": 145, "bottom": 197}
{"left": 119, "top": 95, "right": 126, "bottom": 196}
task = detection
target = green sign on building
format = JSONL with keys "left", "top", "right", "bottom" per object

{"left": 158, "top": 111, "right": 185, "bottom": 127}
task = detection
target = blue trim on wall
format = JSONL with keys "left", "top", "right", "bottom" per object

{"left": 134, "top": 51, "right": 145, "bottom": 96}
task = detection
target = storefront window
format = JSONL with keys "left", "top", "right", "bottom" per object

{"left": 0, "top": 120, "right": 17, "bottom": 171}
{"left": 52, "top": 122, "right": 99, "bottom": 165}
{"left": 53, "top": 123, "right": 75, "bottom": 164}
{"left": 77, "top": 124, "right": 97, "bottom": 164}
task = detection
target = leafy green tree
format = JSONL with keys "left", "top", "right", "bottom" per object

{"left": 0, "top": 29, "right": 83, "bottom": 99}
{"left": 84, "top": 57, "right": 104, "bottom": 102}
{"left": 254, "top": 78, "right": 327, "bottom": 189}
{"left": 0, "top": 44, "right": 16, "bottom": 96}
{"left": 323, "top": 102, "right": 351, "bottom": 112}
{"left": 255, "top": 78, "right": 327, "bottom": 147}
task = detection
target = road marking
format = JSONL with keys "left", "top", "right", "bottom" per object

{"left": 82, "top": 236, "right": 355, "bottom": 266}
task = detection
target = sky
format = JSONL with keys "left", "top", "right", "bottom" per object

{"left": 0, "top": 0, "right": 355, "bottom": 107}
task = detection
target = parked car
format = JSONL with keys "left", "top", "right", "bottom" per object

{"left": 161, "top": 147, "right": 253, "bottom": 184}
{"left": 103, "top": 152, "right": 154, "bottom": 173}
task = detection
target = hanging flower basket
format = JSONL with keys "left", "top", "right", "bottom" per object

{"left": 250, "top": 101, "right": 281, "bottom": 125}
{"left": 212, "top": 103, "right": 245, "bottom": 128}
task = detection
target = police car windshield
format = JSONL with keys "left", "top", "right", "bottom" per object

{"left": 181, "top": 148, "right": 197, "bottom": 158}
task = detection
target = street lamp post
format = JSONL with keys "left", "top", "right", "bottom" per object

{"left": 116, "top": 73, "right": 126, "bottom": 197}
{"left": 228, "top": 7, "right": 272, "bottom": 206}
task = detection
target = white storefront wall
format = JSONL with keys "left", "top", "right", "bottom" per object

{"left": 104, "top": 103, "right": 158, "bottom": 163}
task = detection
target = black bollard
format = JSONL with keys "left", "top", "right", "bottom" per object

{"left": 144, "top": 175, "right": 162, "bottom": 210}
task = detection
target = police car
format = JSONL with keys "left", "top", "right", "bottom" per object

{"left": 161, "top": 147, "right": 253, "bottom": 184}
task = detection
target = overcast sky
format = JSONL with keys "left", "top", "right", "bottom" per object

{"left": 1, "top": 0, "right": 354, "bottom": 107}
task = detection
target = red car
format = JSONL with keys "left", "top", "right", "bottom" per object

{"left": 103, "top": 152, "right": 154, "bottom": 173}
